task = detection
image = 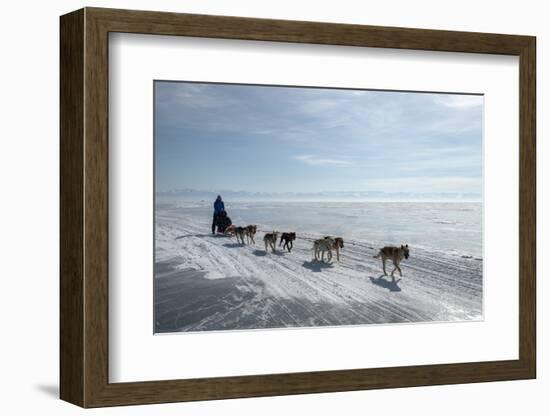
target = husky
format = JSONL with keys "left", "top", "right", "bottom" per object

{"left": 324, "top": 236, "right": 344, "bottom": 262}
{"left": 374, "top": 245, "right": 410, "bottom": 277}
{"left": 313, "top": 237, "right": 334, "bottom": 262}
{"left": 279, "top": 232, "right": 296, "bottom": 252}
{"left": 263, "top": 232, "right": 279, "bottom": 253}
{"left": 244, "top": 225, "right": 257, "bottom": 245}
{"left": 234, "top": 226, "right": 247, "bottom": 245}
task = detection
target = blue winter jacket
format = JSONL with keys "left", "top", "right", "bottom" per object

{"left": 214, "top": 199, "right": 225, "bottom": 214}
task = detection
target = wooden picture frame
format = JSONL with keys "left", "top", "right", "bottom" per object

{"left": 60, "top": 7, "right": 536, "bottom": 408}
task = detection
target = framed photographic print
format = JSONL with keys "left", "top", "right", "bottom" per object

{"left": 60, "top": 7, "right": 536, "bottom": 408}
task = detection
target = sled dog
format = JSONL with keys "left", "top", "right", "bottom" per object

{"left": 244, "top": 225, "right": 257, "bottom": 244}
{"left": 313, "top": 237, "right": 334, "bottom": 262}
{"left": 264, "top": 232, "right": 279, "bottom": 252}
{"left": 234, "top": 226, "right": 247, "bottom": 244}
{"left": 279, "top": 232, "right": 296, "bottom": 252}
{"left": 324, "top": 236, "right": 344, "bottom": 262}
{"left": 374, "top": 245, "right": 410, "bottom": 277}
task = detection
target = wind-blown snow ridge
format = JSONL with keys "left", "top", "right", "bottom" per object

{"left": 154, "top": 206, "right": 483, "bottom": 333}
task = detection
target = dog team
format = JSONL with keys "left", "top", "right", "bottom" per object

{"left": 226, "top": 226, "right": 346, "bottom": 262}
{"left": 212, "top": 195, "right": 410, "bottom": 275}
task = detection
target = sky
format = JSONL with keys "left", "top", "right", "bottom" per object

{"left": 154, "top": 81, "right": 483, "bottom": 197}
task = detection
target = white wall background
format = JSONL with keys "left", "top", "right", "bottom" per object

{"left": 0, "top": 0, "right": 545, "bottom": 414}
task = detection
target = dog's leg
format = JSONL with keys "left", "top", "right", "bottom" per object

{"left": 265, "top": 240, "right": 268, "bottom": 252}
{"left": 382, "top": 258, "right": 387, "bottom": 276}
{"left": 396, "top": 260, "right": 403, "bottom": 277}
{"left": 336, "top": 247, "right": 340, "bottom": 262}
{"left": 391, "top": 261, "right": 398, "bottom": 277}
{"left": 289, "top": 240, "right": 293, "bottom": 252}
{"left": 328, "top": 249, "right": 332, "bottom": 262}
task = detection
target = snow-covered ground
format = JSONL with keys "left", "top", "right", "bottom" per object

{"left": 154, "top": 201, "right": 483, "bottom": 333}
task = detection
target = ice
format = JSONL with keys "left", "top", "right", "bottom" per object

{"left": 154, "top": 201, "right": 483, "bottom": 333}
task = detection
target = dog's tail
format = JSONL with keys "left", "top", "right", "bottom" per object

{"left": 373, "top": 251, "right": 381, "bottom": 258}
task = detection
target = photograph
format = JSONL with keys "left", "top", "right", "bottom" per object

{"left": 153, "top": 81, "right": 484, "bottom": 333}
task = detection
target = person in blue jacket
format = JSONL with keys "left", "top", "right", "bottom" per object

{"left": 212, "top": 195, "right": 225, "bottom": 234}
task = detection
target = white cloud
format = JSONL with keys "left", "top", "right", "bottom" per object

{"left": 436, "top": 94, "right": 483, "bottom": 108}
{"left": 293, "top": 154, "right": 354, "bottom": 167}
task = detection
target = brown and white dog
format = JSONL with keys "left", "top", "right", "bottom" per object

{"left": 279, "top": 232, "right": 296, "bottom": 252}
{"left": 374, "top": 245, "right": 410, "bottom": 277}
{"left": 264, "top": 232, "right": 279, "bottom": 253}
{"left": 313, "top": 237, "right": 334, "bottom": 262}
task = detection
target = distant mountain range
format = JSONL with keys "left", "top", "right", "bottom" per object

{"left": 155, "top": 188, "right": 482, "bottom": 202}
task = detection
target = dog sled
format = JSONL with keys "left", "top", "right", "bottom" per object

{"left": 214, "top": 210, "right": 233, "bottom": 234}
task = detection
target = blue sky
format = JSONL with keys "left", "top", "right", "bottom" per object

{"left": 154, "top": 81, "right": 483, "bottom": 196}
